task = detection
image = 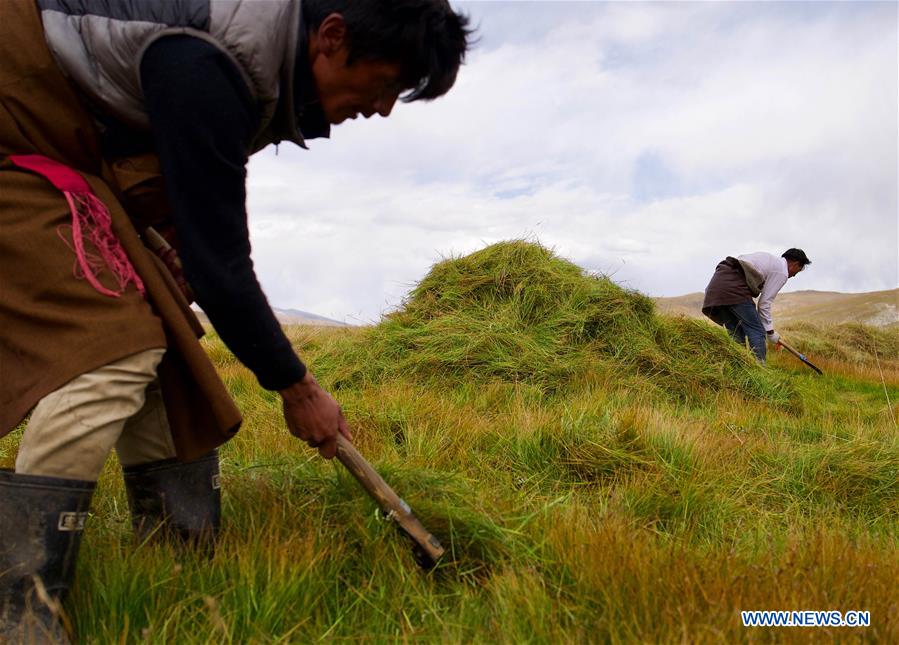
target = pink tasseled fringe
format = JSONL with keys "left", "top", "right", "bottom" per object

{"left": 58, "top": 190, "right": 145, "bottom": 297}
{"left": 10, "top": 154, "right": 144, "bottom": 298}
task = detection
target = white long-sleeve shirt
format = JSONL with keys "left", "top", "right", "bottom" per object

{"left": 737, "top": 252, "right": 789, "bottom": 331}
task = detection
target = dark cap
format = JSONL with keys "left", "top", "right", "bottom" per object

{"left": 782, "top": 248, "right": 811, "bottom": 265}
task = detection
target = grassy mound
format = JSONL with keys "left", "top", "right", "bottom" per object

{"left": 316, "top": 241, "right": 793, "bottom": 405}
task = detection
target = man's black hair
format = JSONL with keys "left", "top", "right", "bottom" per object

{"left": 782, "top": 248, "right": 811, "bottom": 266}
{"left": 303, "top": 0, "right": 473, "bottom": 102}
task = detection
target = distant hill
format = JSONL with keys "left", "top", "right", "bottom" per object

{"left": 271, "top": 308, "right": 350, "bottom": 327}
{"left": 193, "top": 306, "right": 350, "bottom": 327}
{"left": 654, "top": 289, "right": 898, "bottom": 327}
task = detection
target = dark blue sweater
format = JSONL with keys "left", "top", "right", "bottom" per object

{"left": 138, "top": 35, "right": 328, "bottom": 391}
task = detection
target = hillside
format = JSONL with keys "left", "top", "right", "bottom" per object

{"left": 192, "top": 305, "right": 349, "bottom": 327}
{"left": 2, "top": 241, "right": 896, "bottom": 643}
{"left": 270, "top": 307, "right": 349, "bottom": 326}
{"left": 655, "top": 288, "right": 898, "bottom": 327}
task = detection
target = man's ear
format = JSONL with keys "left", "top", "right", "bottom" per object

{"left": 316, "top": 13, "right": 347, "bottom": 56}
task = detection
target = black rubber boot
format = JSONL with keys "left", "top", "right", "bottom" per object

{"left": 0, "top": 469, "right": 95, "bottom": 644}
{"left": 122, "top": 450, "right": 221, "bottom": 549}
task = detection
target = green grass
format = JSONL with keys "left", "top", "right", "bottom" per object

{"left": 2, "top": 241, "right": 897, "bottom": 643}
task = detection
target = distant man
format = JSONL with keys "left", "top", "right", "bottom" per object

{"left": 1, "top": 0, "right": 471, "bottom": 639}
{"left": 702, "top": 249, "right": 811, "bottom": 361}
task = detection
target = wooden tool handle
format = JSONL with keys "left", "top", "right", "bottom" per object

{"left": 336, "top": 435, "right": 445, "bottom": 564}
{"left": 144, "top": 226, "right": 182, "bottom": 269}
{"left": 779, "top": 340, "right": 807, "bottom": 361}
{"left": 778, "top": 340, "right": 823, "bottom": 375}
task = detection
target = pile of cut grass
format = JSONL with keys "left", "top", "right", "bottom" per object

{"left": 314, "top": 241, "right": 794, "bottom": 406}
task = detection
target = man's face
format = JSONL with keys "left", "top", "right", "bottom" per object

{"left": 312, "top": 43, "right": 406, "bottom": 125}
{"left": 786, "top": 260, "right": 804, "bottom": 278}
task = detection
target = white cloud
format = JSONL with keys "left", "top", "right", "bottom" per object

{"left": 245, "top": 1, "right": 898, "bottom": 322}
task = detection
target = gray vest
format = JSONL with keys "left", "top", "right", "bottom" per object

{"left": 37, "top": 0, "right": 305, "bottom": 152}
{"left": 737, "top": 259, "right": 765, "bottom": 297}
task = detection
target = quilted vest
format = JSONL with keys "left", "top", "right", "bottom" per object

{"left": 36, "top": 0, "right": 305, "bottom": 152}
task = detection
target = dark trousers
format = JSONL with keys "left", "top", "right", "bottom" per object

{"left": 704, "top": 302, "right": 767, "bottom": 362}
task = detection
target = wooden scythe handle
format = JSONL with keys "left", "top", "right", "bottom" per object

{"left": 335, "top": 435, "right": 445, "bottom": 565}
{"left": 778, "top": 340, "right": 824, "bottom": 375}
{"left": 144, "top": 226, "right": 181, "bottom": 269}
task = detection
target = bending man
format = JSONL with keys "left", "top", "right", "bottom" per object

{"left": 0, "top": 0, "right": 472, "bottom": 639}
{"left": 702, "top": 249, "right": 811, "bottom": 361}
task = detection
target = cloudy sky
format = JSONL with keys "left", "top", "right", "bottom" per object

{"left": 245, "top": 1, "right": 898, "bottom": 324}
